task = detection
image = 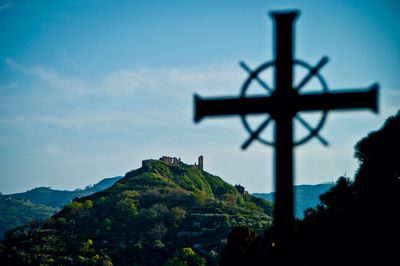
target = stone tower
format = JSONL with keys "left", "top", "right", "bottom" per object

{"left": 198, "top": 155, "right": 203, "bottom": 171}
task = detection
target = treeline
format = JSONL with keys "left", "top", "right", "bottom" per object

{"left": 0, "top": 197, "right": 57, "bottom": 239}
{"left": 220, "top": 111, "right": 400, "bottom": 265}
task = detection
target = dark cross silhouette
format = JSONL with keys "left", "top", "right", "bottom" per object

{"left": 193, "top": 10, "right": 379, "bottom": 256}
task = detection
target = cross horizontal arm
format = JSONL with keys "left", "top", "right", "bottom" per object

{"left": 194, "top": 84, "right": 378, "bottom": 123}
{"left": 194, "top": 94, "right": 276, "bottom": 122}
{"left": 297, "top": 84, "right": 379, "bottom": 113}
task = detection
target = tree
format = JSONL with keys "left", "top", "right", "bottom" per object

{"left": 164, "top": 247, "right": 206, "bottom": 266}
{"left": 147, "top": 222, "right": 167, "bottom": 241}
{"left": 192, "top": 190, "right": 207, "bottom": 205}
{"left": 116, "top": 197, "right": 138, "bottom": 216}
{"left": 219, "top": 226, "right": 256, "bottom": 266}
{"left": 170, "top": 207, "right": 186, "bottom": 224}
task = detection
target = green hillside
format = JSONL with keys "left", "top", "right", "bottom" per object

{"left": 0, "top": 176, "right": 123, "bottom": 239}
{"left": 0, "top": 158, "right": 272, "bottom": 266}
{"left": 0, "top": 197, "right": 58, "bottom": 240}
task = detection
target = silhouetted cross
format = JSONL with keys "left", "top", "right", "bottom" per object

{"left": 193, "top": 10, "right": 378, "bottom": 254}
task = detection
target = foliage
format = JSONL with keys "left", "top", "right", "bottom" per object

{"left": 0, "top": 196, "right": 57, "bottom": 239}
{"left": 0, "top": 159, "right": 273, "bottom": 265}
{"left": 219, "top": 111, "right": 400, "bottom": 265}
{"left": 164, "top": 247, "right": 206, "bottom": 266}
{"left": 219, "top": 226, "right": 256, "bottom": 266}
{"left": 0, "top": 176, "right": 123, "bottom": 239}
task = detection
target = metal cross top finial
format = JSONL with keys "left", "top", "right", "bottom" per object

{"left": 193, "top": 10, "right": 379, "bottom": 254}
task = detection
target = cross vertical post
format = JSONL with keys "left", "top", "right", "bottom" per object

{"left": 271, "top": 11, "right": 298, "bottom": 253}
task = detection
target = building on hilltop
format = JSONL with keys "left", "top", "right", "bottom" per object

{"left": 194, "top": 155, "right": 204, "bottom": 171}
{"left": 159, "top": 156, "right": 182, "bottom": 166}
{"left": 198, "top": 155, "right": 203, "bottom": 171}
{"left": 235, "top": 184, "right": 245, "bottom": 194}
{"left": 142, "top": 155, "right": 204, "bottom": 170}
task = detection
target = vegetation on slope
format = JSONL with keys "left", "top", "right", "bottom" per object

{"left": 0, "top": 160, "right": 272, "bottom": 266}
{"left": 0, "top": 176, "right": 123, "bottom": 239}
{"left": 0, "top": 197, "right": 57, "bottom": 239}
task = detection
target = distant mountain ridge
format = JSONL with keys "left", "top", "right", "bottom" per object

{"left": 0, "top": 176, "right": 123, "bottom": 239}
{"left": 253, "top": 183, "right": 334, "bottom": 218}
{"left": 4, "top": 176, "right": 124, "bottom": 208}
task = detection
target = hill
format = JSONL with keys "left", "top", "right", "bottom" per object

{"left": 0, "top": 197, "right": 58, "bottom": 241}
{"left": 253, "top": 183, "right": 333, "bottom": 218}
{"left": 0, "top": 157, "right": 273, "bottom": 266}
{"left": 0, "top": 176, "right": 123, "bottom": 239}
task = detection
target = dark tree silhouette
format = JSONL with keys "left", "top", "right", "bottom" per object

{"left": 219, "top": 226, "right": 256, "bottom": 266}
{"left": 220, "top": 110, "right": 400, "bottom": 265}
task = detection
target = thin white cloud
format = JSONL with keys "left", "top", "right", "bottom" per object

{"left": 0, "top": 3, "right": 11, "bottom": 12}
{"left": 5, "top": 58, "right": 243, "bottom": 97}
{"left": 101, "top": 68, "right": 160, "bottom": 95}
{"left": 2, "top": 58, "right": 246, "bottom": 130}
{"left": 0, "top": 82, "right": 18, "bottom": 91}
{"left": 4, "top": 58, "right": 24, "bottom": 71}
{"left": 4, "top": 58, "right": 398, "bottom": 136}
{"left": 42, "top": 143, "right": 66, "bottom": 156}
{"left": 100, "top": 64, "right": 244, "bottom": 97}
{"left": 384, "top": 88, "right": 400, "bottom": 101}
{"left": 5, "top": 58, "right": 90, "bottom": 94}
{"left": 0, "top": 113, "right": 118, "bottom": 129}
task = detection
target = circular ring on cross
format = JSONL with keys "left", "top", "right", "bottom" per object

{"left": 239, "top": 58, "right": 330, "bottom": 149}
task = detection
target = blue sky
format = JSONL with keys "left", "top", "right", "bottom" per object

{"left": 0, "top": 0, "right": 399, "bottom": 194}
